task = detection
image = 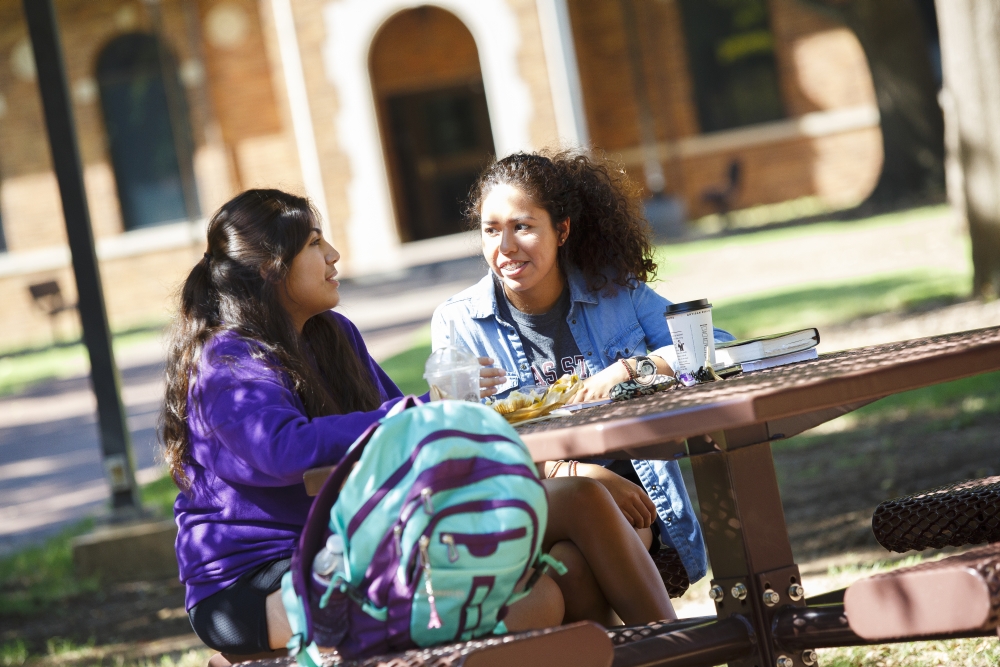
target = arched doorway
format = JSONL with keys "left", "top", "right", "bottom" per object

{"left": 97, "top": 33, "right": 199, "bottom": 230}
{"left": 370, "top": 7, "right": 496, "bottom": 242}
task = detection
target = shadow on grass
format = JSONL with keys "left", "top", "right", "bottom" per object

{"left": 0, "top": 474, "right": 182, "bottom": 618}
{"left": 0, "top": 520, "right": 98, "bottom": 616}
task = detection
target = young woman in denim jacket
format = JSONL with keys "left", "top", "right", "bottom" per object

{"left": 432, "top": 152, "right": 734, "bottom": 622}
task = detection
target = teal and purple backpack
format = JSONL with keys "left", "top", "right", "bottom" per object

{"left": 280, "top": 396, "right": 561, "bottom": 663}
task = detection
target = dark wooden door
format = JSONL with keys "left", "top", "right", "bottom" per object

{"left": 385, "top": 83, "right": 495, "bottom": 242}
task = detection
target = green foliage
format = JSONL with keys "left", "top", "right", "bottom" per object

{"left": 0, "top": 640, "right": 27, "bottom": 667}
{"left": 0, "top": 521, "right": 98, "bottom": 616}
{"left": 44, "top": 637, "right": 94, "bottom": 657}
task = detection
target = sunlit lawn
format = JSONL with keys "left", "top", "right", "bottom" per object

{"left": 0, "top": 326, "right": 163, "bottom": 397}
{"left": 711, "top": 269, "right": 968, "bottom": 339}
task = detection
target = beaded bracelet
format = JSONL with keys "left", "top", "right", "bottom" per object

{"left": 619, "top": 357, "right": 638, "bottom": 381}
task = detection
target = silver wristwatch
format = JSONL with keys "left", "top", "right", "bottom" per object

{"left": 634, "top": 356, "right": 657, "bottom": 379}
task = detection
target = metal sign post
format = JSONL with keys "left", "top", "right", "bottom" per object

{"left": 22, "top": 0, "right": 141, "bottom": 512}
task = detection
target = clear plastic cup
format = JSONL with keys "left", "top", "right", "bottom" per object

{"left": 664, "top": 299, "right": 716, "bottom": 374}
{"left": 424, "top": 323, "right": 480, "bottom": 402}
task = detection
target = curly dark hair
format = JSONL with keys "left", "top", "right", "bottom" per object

{"left": 159, "top": 189, "right": 383, "bottom": 488}
{"left": 465, "top": 150, "right": 657, "bottom": 293}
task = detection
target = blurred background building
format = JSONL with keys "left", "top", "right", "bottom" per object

{"left": 0, "top": 0, "right": 943, "bottom": 350}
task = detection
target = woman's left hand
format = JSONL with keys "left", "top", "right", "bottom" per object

{"left": 568, "top": 362, "right": 631, "bottom": 404}
{"left": 479, "top": 357, "right": 507, "bottom": 398}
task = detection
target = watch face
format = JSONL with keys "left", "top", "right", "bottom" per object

{"left": 636, "top": 357, "right": 657, "bottom": 377}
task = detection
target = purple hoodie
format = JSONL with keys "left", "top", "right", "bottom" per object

{"left": 174, "top": 311, "right": 405, "bottom": 609}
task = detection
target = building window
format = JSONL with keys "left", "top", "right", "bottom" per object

{"left": 371, "top": 7, "right": 496, "bottom": 242}
{"left": 677, "top": 0, "right": 785, "bottom": 133}
{"left": 97, "top": 33, "right": 199, "bottom": 231}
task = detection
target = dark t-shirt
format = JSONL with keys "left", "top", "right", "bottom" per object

{"left": 494, "top": 278, "right": 589, "bottom": 386}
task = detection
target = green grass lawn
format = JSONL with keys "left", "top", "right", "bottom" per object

{"left": 0, "top": 326, "right": 164, "bottom": 397}
{"left": 711, "top": 269, "right": 969, "bottom": 339}
{"left": 657, "top": 204, "right": 950, "bottom": 264}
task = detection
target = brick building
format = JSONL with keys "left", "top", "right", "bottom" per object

{"left": 0, "top": 0, "right": 881, "bottom": 349}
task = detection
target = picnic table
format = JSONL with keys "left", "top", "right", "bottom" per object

{"left": 294, "top": 326, "right": 1000, "bottom": 667}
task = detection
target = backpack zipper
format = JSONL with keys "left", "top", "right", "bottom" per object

{"left": 393, "top": 524, "right": 403, "bottom": 556}
{"left": 441, "top": 533, "right": 458, "bottom": 562}
{"left": 418, "top": 535, "right": 443, "bottom": 630}
{"left": 420, "top": 487, "right": 435, "bottom": 514}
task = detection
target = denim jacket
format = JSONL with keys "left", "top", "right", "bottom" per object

{"left": 430, "top": 268, "right": 734, "bottom": 583}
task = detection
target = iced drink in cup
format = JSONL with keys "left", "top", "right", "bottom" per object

{"left": 423, "top": 322, "right": 480, "bottom": 402}
{"left": 664, "top": 299, "right": 716, "bottom": 374}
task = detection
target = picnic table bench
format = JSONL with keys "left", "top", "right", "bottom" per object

{"left": 286, "top": 326, "right": 1000, "bottom": 667}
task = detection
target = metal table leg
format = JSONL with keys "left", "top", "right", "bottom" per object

{"left": 689, "top": 431, "right": 810, "bottom": 667}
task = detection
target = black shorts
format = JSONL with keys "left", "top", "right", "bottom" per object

{"left": 188, "top": 558, "right": 291, "bottom": 655}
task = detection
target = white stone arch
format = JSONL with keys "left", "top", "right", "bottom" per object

{"left": 322, "top": 0, "right": 533, "bottom": 274}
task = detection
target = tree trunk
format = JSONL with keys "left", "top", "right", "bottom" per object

{"left": 797, "top": 0, "right": 945, "bottom": 208}
{"left": 936, "top": 1, "right": 1000, "bottom": 298}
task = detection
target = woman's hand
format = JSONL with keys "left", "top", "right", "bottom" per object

{"left": 568, "top": 355, "right": 674, "bottom": 404}
{"left": 589, "top": 467, "right": 657, "bottom": 528}
{"left": 568, "top": 362, "right": 631, "bottom": 404}
{"left": 479, "top": 357, "right": 507, "bottom": 398}
{"left": 548, "top": 461, "right": 657, "bottom": 528}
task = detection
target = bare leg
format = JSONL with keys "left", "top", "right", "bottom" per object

{"left": 504, "top": 573, "right": 565, "bottom": 631}
{"left": 550, "top": 525, "right": 654, "bottom": 626}
{"left": 207, "top": 654, "right": 232, "bottom": 667}
{"left": 266, "top": 590, "right": 293, "bottom": 649}
{"left": 549, "top": 541, "right": 615, "bottom": 626}
{"left": 543, "top": 477, "right": 675, "bottom": 625}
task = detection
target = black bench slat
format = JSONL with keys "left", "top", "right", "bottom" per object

{"left": 872, "top": 476, "right": 1000, "bottom": 552}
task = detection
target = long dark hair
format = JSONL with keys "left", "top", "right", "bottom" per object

{"left": 160, "top": 189, "right": 382, "bottom": 487}
{"left": 466, "top": 150, "right": 658, "bottom": 293}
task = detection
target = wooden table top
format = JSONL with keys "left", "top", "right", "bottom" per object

{"left": 516, "top": 326, "right": 1000, "bottom": 462}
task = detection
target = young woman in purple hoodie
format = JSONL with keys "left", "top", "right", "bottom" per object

{"left": 161, "top": 190, "right": 672, "bottom": 662}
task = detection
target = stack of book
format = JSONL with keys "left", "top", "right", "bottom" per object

{"left": 715, "top": 328, "right": 820, "bottom": 372}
